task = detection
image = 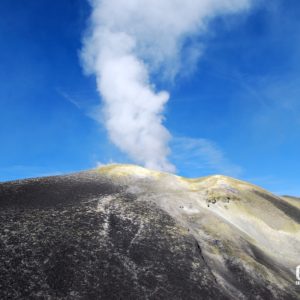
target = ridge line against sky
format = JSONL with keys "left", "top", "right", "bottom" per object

{"left": 0, "top": 0, "right": 299, "bottom": 196}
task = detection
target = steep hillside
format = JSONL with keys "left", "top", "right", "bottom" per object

{"left": 0, "top": 164, "right": 299, "bottom": 299}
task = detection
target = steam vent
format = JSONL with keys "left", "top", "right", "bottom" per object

{"left": 1, "top": 164, "right": 299, "bottom": 299}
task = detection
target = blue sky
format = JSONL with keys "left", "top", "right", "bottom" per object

{"left": 0, "top": 0, "right": 299, "bottom": 195}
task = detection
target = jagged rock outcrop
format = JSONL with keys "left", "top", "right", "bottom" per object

{"left": 0, "top": 164, "right": 299, "bottom": 299}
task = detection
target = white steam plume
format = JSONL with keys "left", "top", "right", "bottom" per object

{"left": 81, "top": 0, "right": 252, "bottom": 172}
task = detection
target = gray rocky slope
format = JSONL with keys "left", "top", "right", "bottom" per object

{"left": 0, "top": 164, "right": 299, "bottom": 299}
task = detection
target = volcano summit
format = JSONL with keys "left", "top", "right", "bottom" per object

{"left": 0, "top": 164, "right": 299, "bottom": 299}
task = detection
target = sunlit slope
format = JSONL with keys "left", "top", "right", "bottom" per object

{"left": 96, "top": 164, "right": 300, "bottom": 299}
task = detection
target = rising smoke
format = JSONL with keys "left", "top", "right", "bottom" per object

{"left": 81, "top": 0, "right": 252, "bottom": 172}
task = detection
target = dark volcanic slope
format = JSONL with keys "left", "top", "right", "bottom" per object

{"left": 0, "top": 171, "right": 222, "bottom": 299}
{"left": 0, "top": 165, "right": 299, "bottom": 299}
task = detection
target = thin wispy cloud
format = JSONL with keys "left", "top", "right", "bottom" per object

{"left": 245, "top": 175, "right": 300, "bottom": 196}
{"left": 171, "top": 137, "right": 242, "bottom": 177}
{"left": 57, "top": 88, "right": 104, "bottom": 125}
{"left": 58, "top": 90, "right": 82, "bottom": 109}
{"left": 234, "top": 75, "right": 300, "bottom": 145}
